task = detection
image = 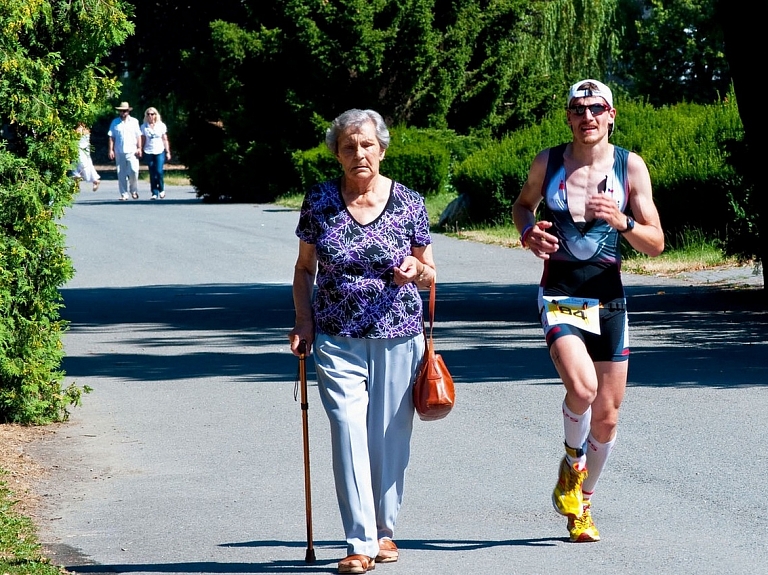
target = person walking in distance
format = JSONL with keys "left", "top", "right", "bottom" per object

{"left": 140, "top": 107, "right": 172, "bottom": 199}
{"left": 108, "top": 102, "right": 142, "bottom": 200}
{"left": 72, "top": 122, "right": 101, "bottom": 192}
{"left": 513, "top": 80, "right": 664, "bottom": 542}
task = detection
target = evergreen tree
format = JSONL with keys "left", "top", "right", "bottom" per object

{"left": 121, "top": 0, "right": 622, "bottom": 201}
{"left": 0, "top": 0, "right": 133, "bottom": 422}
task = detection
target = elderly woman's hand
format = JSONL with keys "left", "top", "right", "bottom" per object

{"left": 393, "top": 255, "right": 423, "bottom": 286}
{"left": 289, "top": 322, "right": 314, "bottom": 356}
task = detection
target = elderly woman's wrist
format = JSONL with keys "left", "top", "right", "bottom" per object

{"left": 416, "top": 264, "right": 432, "bottom": 285}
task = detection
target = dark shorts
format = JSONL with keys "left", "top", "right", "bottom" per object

{"left": 539, "top": 296, "right": 629, "bottom": 362}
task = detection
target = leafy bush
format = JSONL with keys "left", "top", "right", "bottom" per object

{"left": 452, "top": 94, "right": 748, "bottom": 251}
{"left": 612, "top": 97, "right": 747, "bottom": 251}
{"left": 385, "top": 128, "right": 453, "bottom": 196}
{"left": 292, "top": 145, "right": 341, "bottom": 195}
{"left": 452, "top": 116, "right": 570, "bottom": 223}
{"left": 292, "top": 126, "right": 484, "bottom": 197}
{"left": 0, "top": 0, "right": 132, "bottom": 422}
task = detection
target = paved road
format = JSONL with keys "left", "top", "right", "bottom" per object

{"left": 31, "top": 180, "right": 768, "bottom": 575}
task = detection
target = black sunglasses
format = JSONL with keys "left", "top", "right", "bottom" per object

{"left": 568, "top": 103, "right": 610, "bottom": 116}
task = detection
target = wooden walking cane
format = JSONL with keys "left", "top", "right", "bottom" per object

{"left": 297, "top": 340, "right": 316, "bottom": 563}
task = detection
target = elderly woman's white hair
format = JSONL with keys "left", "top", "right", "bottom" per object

{"left": 325, "top": 109, "right": 390, "bottom": 154}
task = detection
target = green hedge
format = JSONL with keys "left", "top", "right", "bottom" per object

{"left": 0, "top": 0, "right": 131, "bottom": 422}
{"left": 452, "top": 118, "right": 571, "bottom": 223}
{"left": 452, "top": 94, "right": 748, "bottom": 251}
{"left": 291, "top": 98, "right": 749, "bottom": 254}
{"left": 612, "top": 99, "right": 746, "bottom": 248}
{"left": 292, "top": 126, "right": 486, "bottom": 197}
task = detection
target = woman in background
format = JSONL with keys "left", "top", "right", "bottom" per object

{"left": 140, "top": 107, "right": 172, "bottom": 199}
{"left": 73, "top": 122, "right": 100, "bottom": 191}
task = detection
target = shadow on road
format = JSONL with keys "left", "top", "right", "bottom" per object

{"left": 47, "top": 536, "right": 563, "bottom": 574}
{"left": 61, "top": 281, "right": 767, "bottom": 389}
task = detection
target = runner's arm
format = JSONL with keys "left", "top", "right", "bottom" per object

{"left": 622, "top": 152, "right": 664, "bottom": 257}
{"left": 513, "top": 149, "right": 559, "bottom": 259}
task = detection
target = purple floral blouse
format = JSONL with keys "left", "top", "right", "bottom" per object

{"left": 296, "top": 179, "right": 432, "bottom": 339}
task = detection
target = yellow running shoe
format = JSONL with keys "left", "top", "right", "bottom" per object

{"left": 552, "top": 457, "right": 587, "bottom": 517}
{"left": 567, "top": 501, "right": 600, "bottom": 542}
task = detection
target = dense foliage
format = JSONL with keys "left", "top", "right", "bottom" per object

{"left": 0, "top": 0, "right": 132, "bottom": 422}
{"left": 615, "top": 0, "right": 730, "bottom": 106}
{"left": 115, "top": 0, "right": 761, "bottom": 277}
{"left": 451, "top": 94, "right": 750, "bottom": 255}
{"left": 293, "top": 126, "right": 486, "bottom": 197}
{"left": 118, "top": 0, "right": 621, "bottom": 201}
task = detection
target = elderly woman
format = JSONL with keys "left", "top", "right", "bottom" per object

{"left": 289, "top": 109, "right": 436, "bottom": 574}
{"left": 140, "top": 107, "right": 172, "bottom": 199}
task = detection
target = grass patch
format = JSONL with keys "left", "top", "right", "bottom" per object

{"left": 623, "top": 246, "right": 733, "bottom": 275}
{"left": 138, "top": 169, "right": 190, "bottom": 186}
{"left": 0, "top": 475, "right": 63, "bottom": 575}
{"left": 443, "top": 224, "right": 521, "bottom": 248}
{"left": 274, "top": 191, "right": 303, "bottom": 210}
{"left": 623, "top": 229, "right": 736, "bottom": 276}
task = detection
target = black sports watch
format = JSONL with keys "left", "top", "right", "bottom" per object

{"left": 620, "top": 216, "right": 635, "bottom": 233}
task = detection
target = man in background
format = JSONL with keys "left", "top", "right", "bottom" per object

{"left": 108, "top": 102, "right": 142, "bottom": 200}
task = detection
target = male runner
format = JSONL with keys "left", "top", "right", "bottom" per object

{"left": 513, "top": 79, "right": 664, "bottom": 542}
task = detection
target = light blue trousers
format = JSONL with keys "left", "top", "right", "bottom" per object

{"left": 314, "top": 333, "right": 424, "bottom": 558}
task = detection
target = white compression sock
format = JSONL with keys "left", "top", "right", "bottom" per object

{"left": 582, "top": 433, "right": 617, "bottom": 498}
{"left": 562, "top": 402, "right": 591, "bottom": 469}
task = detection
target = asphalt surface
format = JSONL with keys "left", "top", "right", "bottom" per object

{"left": 30, "top": 179, "right": 768, "bottom": 575}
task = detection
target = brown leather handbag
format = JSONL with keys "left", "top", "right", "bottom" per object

{"left": 413, "top": 281, "right": 455, "bottom": 421}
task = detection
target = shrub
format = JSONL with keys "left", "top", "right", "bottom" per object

{"left": 384, "top": 128, "right": 453, "bottom": 196}
{"left": 292, "top": 126, "right": 483, "bottom": 197}
{"left": 292, "top": 145, "right": 341, "bottom": 195}
{"left": 0, "top": 0, "right": 132, "bottom": 422}
{"left": 452, "top": 116, "right": 570, "bottom": 223}
{"left": 453, "top": 94, "right": 748, "bottom": 250}
{"left": 612, "top": 96, "right": 747, "bottom": 251}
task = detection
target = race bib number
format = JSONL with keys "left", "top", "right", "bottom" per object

{"left": 544, "top": 296, "right": 601, "bottom": 335}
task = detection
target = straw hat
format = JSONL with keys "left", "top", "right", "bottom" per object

{"left": 114, "top": 102, "right": 132, "bottom": 111}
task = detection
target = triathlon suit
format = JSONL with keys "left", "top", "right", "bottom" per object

{"left": 537, "top": 143, "right": 631, "bottom": 362}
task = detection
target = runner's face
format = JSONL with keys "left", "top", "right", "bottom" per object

{"left": 566, "top": 96, "right": 615, "bottom": 144}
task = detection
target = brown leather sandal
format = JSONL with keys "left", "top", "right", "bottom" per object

{"left": 375, "top": 538, "right": 399, "bottom": 563}
{"left": 338, "top": 554, "right": 375, "bottom": 573}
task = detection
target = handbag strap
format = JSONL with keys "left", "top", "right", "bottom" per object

{"left": 425, "top": 281, "right": 436, "bottom": 347}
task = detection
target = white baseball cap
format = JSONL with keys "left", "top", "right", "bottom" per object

{"left": 568, "top": 79, "right": 613, "bottom": 109}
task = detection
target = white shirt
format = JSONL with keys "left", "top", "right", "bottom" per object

{"left": 140, "top": 121, "right": 168, "bottom": 155}
{"left": 108, "top": 116, "right": 142, "bottom": 154}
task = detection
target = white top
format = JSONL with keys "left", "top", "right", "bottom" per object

{"left": 140, "top": 121, "right": 168, "bottom": 155}
{"left": 108, "top": 116, "right": 142, "bottom": 153}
